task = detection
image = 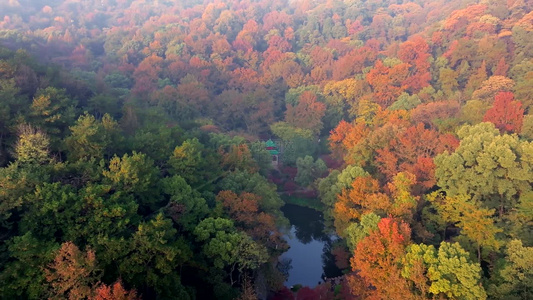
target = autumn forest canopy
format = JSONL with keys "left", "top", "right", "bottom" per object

{"left": 0, "top": 0, "right": 532, "bottom": 299}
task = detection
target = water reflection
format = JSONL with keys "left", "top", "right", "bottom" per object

{"left": 280, "top": 204, "right": 343, "bottom": 287}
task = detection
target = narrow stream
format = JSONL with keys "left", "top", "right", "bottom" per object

{"left": 280, "top": 204, "right": 343, "bottom": 288}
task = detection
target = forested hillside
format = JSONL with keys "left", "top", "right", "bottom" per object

{"left": 0, "top": 0, "right": 532, "bottom": 299}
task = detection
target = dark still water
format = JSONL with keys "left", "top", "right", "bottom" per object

{"left": 280, "top": 204, "right": 343, "bottom": 288}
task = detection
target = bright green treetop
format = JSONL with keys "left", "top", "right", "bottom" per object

{"left": 435, "top": 122, "right": 533, "bottom": 216}
{"left": 295, "top": 155, "right": 327, "bottom": 187}
{"left": 402, "top": 242, "right": 487, "bottom": 300}
{"left": 492, "top": 239, "right": 533, "bottom": 300}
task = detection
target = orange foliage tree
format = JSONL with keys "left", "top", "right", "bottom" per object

{"left": 398, "top": 35, "right": 431, "bottom": 93}
{"left": 91, "top": 280, "right": 139, "bottom": 300}
{"left": 351, "top": 218, "right": 414, "bottom": 300}
{"left": 334, "top": 176, "right": 388, "bottom": 235}
{"left": 216, "top": 191, "right": 281, "bottom": 248}
{"left": 285, "top": 91, "right": 326, "bottom": 134}
{"left": 366, "top": 60, "right": 409, "bottom": 108}
{"left": 45, "top": 242, "right": 101, "bottom": 299}
{"left": 328, "top": 120, "right": 369, "bottom": 163}
{"left": 220, "top": 144, "right": 258, "bottom": 173}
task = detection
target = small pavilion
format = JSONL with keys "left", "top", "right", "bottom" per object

{"left": 265, "top": 139, "right": 280, "bottom": 167}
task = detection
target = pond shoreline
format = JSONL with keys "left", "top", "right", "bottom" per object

{"left": 279, "top": 203, "right": 343, "bottom": 289}
{"left": 280, "top": 194, "right": 324, "bottom": 211}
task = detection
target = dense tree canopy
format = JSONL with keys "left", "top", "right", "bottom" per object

{"left": 0, "top": 0, "right": 532, "bottom": 298}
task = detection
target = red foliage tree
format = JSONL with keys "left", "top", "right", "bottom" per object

{"left": 310, "top": 46, "right": 334, "bottom": 69}
{"left": 263, "top": 11, "right": 292, "bottom": 32}
{"left": 493, "top": 57, "right": 509, "bottom": 76}
{"left": 131, "top": 54, "right": 163, "bottom": 97}
{"left": 483, "top": 92, "right": 524, "bottom": 133}
{"left": 399, "top": 35, "right": 431, "bottom": 92}
{"left": 410, "top": 100, "right": 461, "bottom": 129}
{"left": 271, "top": 287, "right": 294, "bottom": 300}
{"left": 229, "top": 67, "right": 260, "bottom": 91}
{"left": 295, "top": 287, "right": 317, "bottom": 300}
{"left": 332, "top": 46, "right": 376, "bottom": 80}
{"left": 375, "top": 123, "right": 459, "bottom": 194}
{"left": 283, "top": 180, "right": 298, "bottom": 194}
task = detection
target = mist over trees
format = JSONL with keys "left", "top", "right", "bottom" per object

{"left": 0, "top": 0, "right": 532, "bottom": 299}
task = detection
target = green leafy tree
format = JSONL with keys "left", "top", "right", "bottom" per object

{"left": 345, "top": 212, "right": 381, "bottom": 251}
{"left": 426, "top": 192, "right": 502, "bottom": 261}
{"left": 86, "top": 94, "right": 122, "bottom": 118}
{"left": 317, "top": 169, "right": 341, "bottom": 227}
{"left": 270, "top": 122, "right": 314, "bottom": 141}
{"left": 66, "top": 113, "right": 105, "bottom": 161}
{"left": 0, "top": 80, "right": 25, "bottom": 153}
{"left": 295, "top": 155, "right": 327, "bottom": 187}
{"left": 169, "top": 138, "right": 218, "bottom": 187}
{"left": 0, "top": 162, "right": 49, "bottom": 243}
{"left": 19, "top": 182, "right": 138, "bottom": 247}
{"left": 318, "top": 165, "right": 369, "bottom": 227}
{"left": 435, "top": 122, "right": 533, "bottom": 217}
{"left": 104, "top": 72, "right": 133, "bottom": 89}
{"left": 439, "top": 68, "right": 459, "bottom": 96}
{"left": 402, "top": 242, "right": 487, "bottom": 300}
{"left": 388, "top": 93, "right": 421, "bottom": 111}
{"left": 0, "top": 164, "right": 27, "bottom": 228}
{"left": 119, "top": 214, "right": 192, "bottom": 299}
{"left": 194, "top": 217, "right": 268, "bottom": 286}
{"left": 161, "top": 175, "right": 209, "bottom": 232}
{"left": 270, "top": 121, "right": 318, "bottom": 165}
{"left": 131, "top": 124, "right": 182, "bottom": 163}
{"left": 19, "top": 183, "right": 80, "bottom": 241}
{"left": 74, "top": 184, "right": 139, "bottom": 246}
{"left": 459, "top": 100, "right": 489, "bottom": 125}
{"left": 66, "top": 113, "right": 123, "bottom": 161}
{"left": 514, "top": 71, "right": 533, "bottom": 111}
{"left": 100, "top": 113, "right": 124, "bottom": 157}
{"left": 455, "top": 200, "right": 502, "bottom": 262}
{"left": 465, "top": 61, "right": 488, "bottom": 97}
{"left": 29, "top": 87, "right": 77, "bottom": 142}
{"left": 249, "top": 141, "right": 272, "bottom": 176}
{"left": 284, "top": 85, "right": 323, "bottom": 106}
{"left": 489, "top": 239, "right": 533, "bottom": 300}
{"left": 14, "top": 124, "right": 51, "bottom": 165}
{"left": 520, "top": 115, "right": 533, "bottom": 140}
{"left": 281, "top": 136, "right": 318, "bottom": 166}
{"left": 0, "top": 233, "right": 58, "bottom": 299}
{"left": 103, "top": 151, "right": 160, "bottom": 209}
{"left": 506, "top": 192, "right": 533, "bottom": 245}
{"left": 388, "top": 172, "right": 419, "bottom": 221}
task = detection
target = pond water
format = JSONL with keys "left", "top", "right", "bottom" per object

{"left": 280, "top": 204, "right": 343, "bottom": 288}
